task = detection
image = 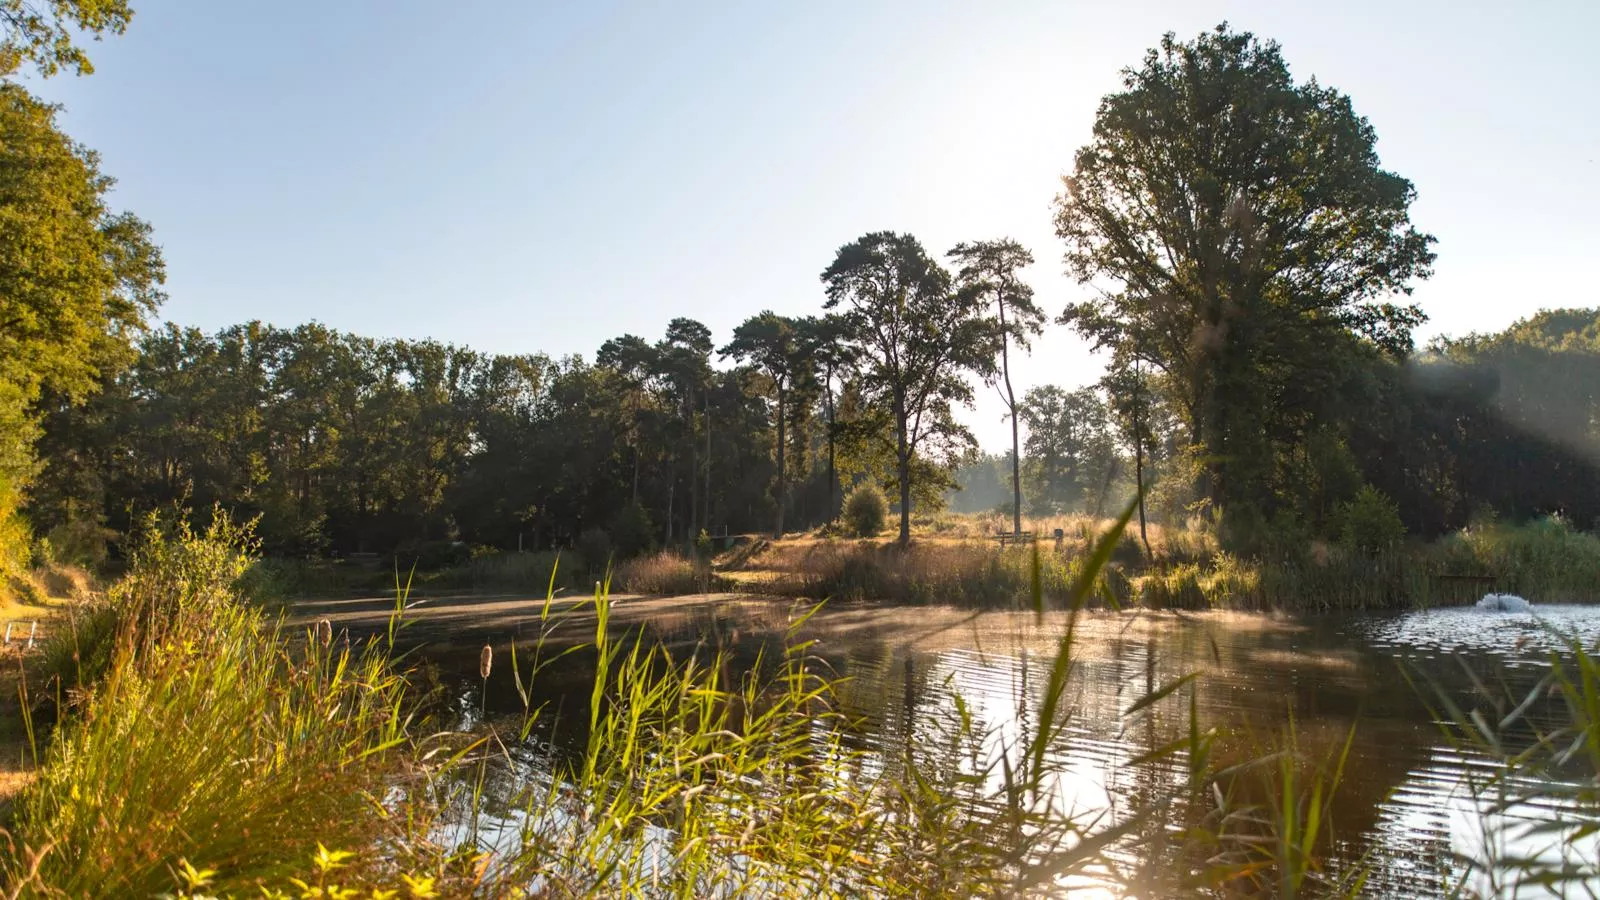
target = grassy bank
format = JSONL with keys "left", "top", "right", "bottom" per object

{"left": 242, "top": 546, "right": 721, "bottom": 602}
{"left": 722, "top": 514, "right": 1600, "bottom": 611}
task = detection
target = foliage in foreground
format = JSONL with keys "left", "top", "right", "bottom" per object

{"left": 4, "top": 514, "right": 418, "bottom": 896}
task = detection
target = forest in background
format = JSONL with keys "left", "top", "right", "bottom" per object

{"left": 20, "top": 306, "right": 1600, "bottom": 572}
{"left": 5, "top": 16, "right": 1600, "bottom": 590}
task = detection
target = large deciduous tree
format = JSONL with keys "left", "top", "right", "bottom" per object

{"left": 821, "top": 231, "right": 994, "bottom": 546}
{"left": 721, "top": 311, "right": 807, "bottom": 538}
{"left": 949, "top": 239, "right": 1043, "bottom": 536}
{"left": 1020, "top": 385, "right": 1120, "bottom": 515}
{"left": 1053, "top": 24, "right": 1434, "bottom": 546}
{"left": 0, "top": 81, "right": 161, "bottom": 585}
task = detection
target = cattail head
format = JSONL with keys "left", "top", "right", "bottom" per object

{"left": 479, "top": 643, "right": 493, "bottom": 680}
{"left": 316, "top": 618, "right": 333, "bottom": 647}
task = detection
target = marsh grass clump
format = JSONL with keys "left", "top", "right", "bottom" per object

{"left": 1434, "top": 515, "right": 1600, "bottom": 602}
{"left": 3, "top": 512, "right": 422, "bottom": 896}
{"left": 1135, "top": 562, "right": 1210, "bottom": 609}
{"left": 612, "top": 550, "right": 709, "bottom": 595}
{"left": 753, "top": 537, "right": 1139, "bottom": 608}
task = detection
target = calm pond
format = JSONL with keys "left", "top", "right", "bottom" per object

{"left": 346, "top": 595, "right": 1600, "bottom": 897}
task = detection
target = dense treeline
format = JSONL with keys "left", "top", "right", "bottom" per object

{"left": 29, "top": 320, "right": 783, "bottom": 559}
{"left": 946, "top": 321, "right": 1600, "bottom": 542}
{"left": 26, "top": 303, "right": 1600, "bottom": 567}
{"left": 7, "top": 18, "right": 1600, "bottom": 580}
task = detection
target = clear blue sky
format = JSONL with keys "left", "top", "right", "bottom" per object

{"left": 26, "top": 0, "right": 1599, "bottom": 450}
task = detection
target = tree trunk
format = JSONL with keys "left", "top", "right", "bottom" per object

{"left": 687, "top": 388, "right": 698, "bottom": 543}
{"left": 774, "top": 380, "right": 786, "bottom": 539}
{"left": 896, "top": 397, "right": 912, "bottom": 548}
{"left": 825, "top": 378, "right": 838, "bottom": 521}
{"left": 704, "top": 389, "right": 712, "bottom": 538}
{"left": 999, "top": 298, "right": 1022, "bottom": 536}
{"left": 1135, "top": 432, "right": 1149, "bottom": 554}
{"left": 1134, "top": 363, "right": 1150, "bottom": 556}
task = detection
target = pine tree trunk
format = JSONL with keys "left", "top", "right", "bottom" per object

{"left": 825, "top": 380, "right": 838, "bottom": 520}
{"left": 775, "top": 381, "right": 786, "bottom": 539}
{"left": 999, "top": 299, "right": 1022, "bottom": 536}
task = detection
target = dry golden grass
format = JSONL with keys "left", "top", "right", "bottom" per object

{"left": 613, "top": 551, "right": 708, "bottom": 595}
{"left": 34, "top": 563, "right": 93, "bottom": 603}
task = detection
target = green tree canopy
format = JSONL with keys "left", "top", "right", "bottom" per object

{"left": 1054, "top": 23, "right": 1434, "bottom": 546}
{"left": 822, "top": 231, "right": 995, "bottom": 546}
{"left": 721, "top": 311, "right": 808, "bottom": 538}
{"left": 1020, "top": 385, "right": 1121, "bottom": 516}
{"left": 1, "top": 0, "right": 134, "bottom": 78}
{"left": 949, "top": 238, "right": 1042, "bottom": 535}
{"left": 0, "top": 81, "right": 161, "bottom": 586}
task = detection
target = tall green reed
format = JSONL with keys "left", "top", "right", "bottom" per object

{"left": 1, "top": 512, "right": 423, "bottom": 896}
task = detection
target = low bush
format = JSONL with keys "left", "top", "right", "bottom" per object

{"left": 33, "top": 561, "right": 92, "bottom": 602}
{"left": 612, "top": 550, "right": 708, "bottom": 595}
{"left": 842, "top": 483, "right": 889, "bottom": 538}
{"left": 1338, "top": 485, "right": 1406, "bottom": 552}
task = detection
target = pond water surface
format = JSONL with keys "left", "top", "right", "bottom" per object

{"left": 380, "top": 596, "right": 1600, "bottom": 898}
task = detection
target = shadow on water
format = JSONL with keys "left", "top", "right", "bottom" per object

{"left": 333, "top": 594, "right": 1600, "bottom": 897}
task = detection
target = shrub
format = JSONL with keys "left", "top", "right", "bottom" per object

{"left": 842, "top": 483, "right": 888, "bottom": 538}
{"left": 1108, "top": 528, "right": 1145, "bottom": 567}
{"left": 576, "top": 527, "right": 613, "bottom": 574}
{"left": 611, "top": 501, "right": 655, "bottom": 560}
{"left": 1337, "top": 485, "right": 1405, "bottom": 552}
{"left": 38, "top": 510, "right": 257, "bottom": 698}
{"left": 614, "top": 551, "right": 705, "bottom": 595}
{"left": 35, "top": 561, "right": 92, "bottom": 602}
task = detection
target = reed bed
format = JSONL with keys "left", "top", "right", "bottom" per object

{"left": 739, "top": 512, "right": 1600, "bottom": 611}
{"left": 1433, "top": 515, "right": 1600, "bottom": 603}
{"left": 3, "top": 514, "right": 421, "bottom": 896}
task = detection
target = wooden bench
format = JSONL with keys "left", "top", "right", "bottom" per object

{"left": 995, "top": 531, "right": 1036, "bottom": 547}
